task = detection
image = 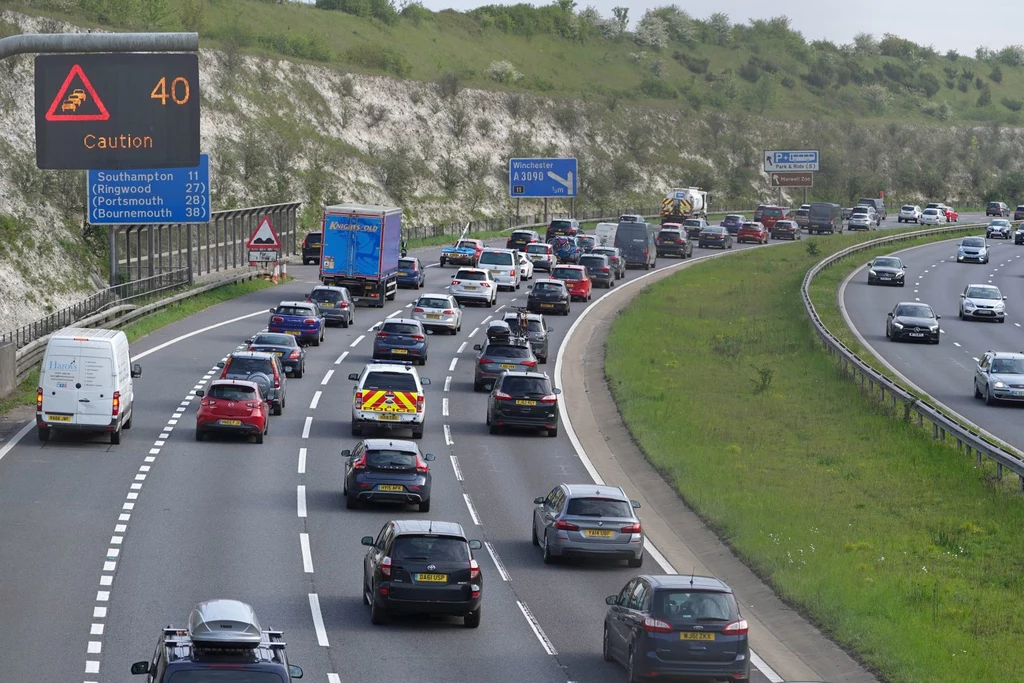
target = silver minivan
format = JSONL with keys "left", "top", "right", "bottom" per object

{"left": 532, "top": 483, "right": 644, "bottom": 566}
{"left": 477, "top": 248, "right": 521, "bottom": 291}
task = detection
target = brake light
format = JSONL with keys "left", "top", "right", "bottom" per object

{"left": 443, "top": 309, "right": 455, "bottom": 315}
{"left": 722, "top": 619, "right": 749, "bottom": 636}
{"left": 246, "top": 403, "right": 257, "bottom": 409}
{"left": 36, "top": 387, "right": 42, "bottom": 411}
{"left": 620, "top": 523, "right": 642, "bottom": 534}
{"left": 416, "top": 456, "right": 430, "bottom": 473}
{"left": 555, "top": 520, "right": 579, "bottom": 531}
{"left": 509, "top": 270, "right": 516, "bottom": 276}
{"left": 643, "top": 617, "right": 674, "bottom": 633}
{"left": 470, "top": 559, "right": 480, "bottom": 580}
{"left": 451, "top": 280, "right": 461, "bottom": 286}
{"left": 479, "top": 358, "right": 494, "bottom": 365}
{"left": 600, "top": 267, "right": 610, "bottom": 272}
{"left": 416, "top": 395, "right": 424, "bottom": 413}
{"left": 289, "top": 350, "right": 301, "bottom": 359}
{"left": 540, "top": 394, "right": 558, "bottom": 404}
{"left": 271, "top": 316, "right": 284, "bottom": 323}
{"left": 111, "top": 391, "right": 120, "bottom": 417}
{"left": 413, "top": 307, "right": 425, "bottom": 313}
{"left": 481, "top": 282, "right": 491, "bottom": 288}
{"left": 340, "top": 301, "right": 349, "bottom": 309}
{"left": 494, "top": 391, "right": 513, "bottom": 401}
{"left": 412, "top": 334, "right": 425, "bottom": 341}
{"left": 377, "top": 331, "right": 389, "bottom": 339}
{"left": 351, "top": 453, "right": 367, "bottom": 470}
{"left": 381, "top": 556, "right": 392, "bottom": 578}
{"left": 355, "top": 391, "right": 363, "bottom": 409}
{"left": 303, "top": 318, "right": 316, "bottom": 324}
{"left": 521, "top": 360, "right": 537, "bottom": 367}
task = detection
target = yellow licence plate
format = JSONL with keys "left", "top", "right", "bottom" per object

{"left": 464, "top": 286, "right": 477, "bottom": 290}
{"left": 320, "top": 302, "right": 334, "bottom": 307}
{"left": 680, "top": 632, "right": 716, "bottom": 641}
{"left": 376, "top": 414, "right": 401, "bottom": 421}
{"left": 541, "top": 303, "right": 554, "bottom": 308}
{"left": 416, "top": 573, "right": 448, "bottom": 583}
{"left": 499, "top": 364, "right": 516, "bottom": 369}
{"left": 516, "top": 400, "right": 537, "bottom": 406}
{"left": 220, "top": 419, "right": 242, "bottom": 426}
{"left": 426, "top": 314, "right": 441, "bottom": 319}
{"left": 48, "top": 415, "right": 72, "bottom": 422}
{"left": 583, "top": 529, "right": 614, "bottom": 538}
{"left": 378, "top": 484, "right": 404, "bottom": 492}
{"left": 391, "top": 349, "right": 408, "bottom": 354}
{"left": 285, "top": 330, "right": 300, "bottom": 335}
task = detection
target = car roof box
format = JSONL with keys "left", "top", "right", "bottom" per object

{"left": 188, "top": 600, "right": 263, "bottom": 648}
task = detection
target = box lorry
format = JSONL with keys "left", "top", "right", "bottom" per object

{"left": 319, "top": 204, "right": 402, "bottom": 308}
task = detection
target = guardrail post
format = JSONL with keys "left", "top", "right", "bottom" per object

{"left": 976, "top": 449, "right": 982, "bottom": 466}
{"left": 147, "top": 225, "right": 155, "bottom": 277}
{"left": 108, "top": 226, "right": 117, "bottom": 287}
{"left": 997, "top": 462, "right": 1003, "bottom": 480}
{"left": 933, "top": 423, "right": 939, "bottom": 439}
{"left": 186, "top": 223, "right": 194, "bottom": 284}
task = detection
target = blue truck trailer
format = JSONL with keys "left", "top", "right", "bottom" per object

{"left": 319, "top": 204, "right": 402, "bottom": 308}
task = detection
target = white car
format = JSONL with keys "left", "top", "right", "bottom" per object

{"left": 960, "top": 283, "right": 1006, "bottom": 322}
{"left": 898, "top": 205, "right": 922, "bottom": 223}
{"left": 478, "top": 248, "right": 522, "bottom": 291}
{"left": 449, "top": 267, "right": 497, "bottom": 307}
{"left": 516, "top": 251, "right": 534, "bottom": 281}
{"left": 986, "top": 219, "right": 1012, "bottom": 239}
{"left": 411, "top": 293, "right": 462, "bottom": 335}
{"left": 920, "top": 208, "right": 944, "bottom": 225}
{"left": 348, "top": 362, "right": 430, "bottom": 439}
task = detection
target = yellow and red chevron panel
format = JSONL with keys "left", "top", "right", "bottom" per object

{"left": 359, "top": 390, "right": 417, "bottom": 413}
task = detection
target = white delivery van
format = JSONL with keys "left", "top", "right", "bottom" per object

{"left": 595, "top": 222, "right": 618, "bottom": 246}
{"left": 37, "top": 327, "right": 142, "bottom": 444}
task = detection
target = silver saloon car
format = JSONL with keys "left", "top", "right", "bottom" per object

{"left": 532, "top": 483, "right": 644, "bottom": 567}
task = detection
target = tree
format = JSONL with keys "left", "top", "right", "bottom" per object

{"left": 753, "top": 74, "right": 776, "bottom": 114}
{"left": 977, "top": 87, "right": 992, "bottom": 107}
{"left": 612, "top": 6, "right": 628, "bottom": 34}
{"left": 139, "top": 0, "right": 171, "bottom": 29}
{"left": 853, "top": 32, "right": 878, "bottom": 55}
{"left": 708, "top": 12, "right": 730, "bottom": 45}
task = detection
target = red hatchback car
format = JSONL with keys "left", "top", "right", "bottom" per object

{"left": 944, "top": 206, "right": 959, "bottom": 222}
{"left": 195, "top": 379, "right": 270, "bottom": 443}
{"left": 736, "top": 221, "right": 769, "bottom": 244}
{"left": 551, "top": 264, "right": 592, "bottom": 302}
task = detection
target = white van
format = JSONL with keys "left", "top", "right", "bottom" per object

{"left": 595, "top": 222, "right": 618, "bottom": 246}
{"left": 37, "top": 327, "right": 142, "bottom": 444}
{"left": 477, "top": 248, "right": 521, "bottom": 291}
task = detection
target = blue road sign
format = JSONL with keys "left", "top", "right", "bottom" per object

{"left": 87, "top": 154, "right": 210, "bottom": 225}
{"left": 509, "top": 158, "right": 577, "bottom": 198}
{"left": 763, "top": 149, "right": 819, "bottom": 172}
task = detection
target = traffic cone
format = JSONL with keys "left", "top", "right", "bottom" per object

{"left": 271, "top": 261, "right": 280, "bottom": 284}
{"left": 280, "top": 260, "right": 287, "bottom": 279}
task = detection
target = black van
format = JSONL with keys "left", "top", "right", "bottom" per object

{"left": 808, "top": 203, "right": 843, "bottom": 234}
{"left": 614, "top": 221, "right": 657, "bottom": 269}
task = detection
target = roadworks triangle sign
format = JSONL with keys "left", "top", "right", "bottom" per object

{"left": 247, "top": 216, "right": 282, "bottom": 249}
{"left": 45, "top": 64, "right": 110, "bottom": 122}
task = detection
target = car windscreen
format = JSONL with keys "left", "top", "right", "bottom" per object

{"left": 991, "top": 359, "right": 1024, "bottom": 374}
{"left": 482, "top": 345, "right": 532, "bottom": 358}
{"left": 795, "top": 209, "right": 809, "bottom": 216}
{"left": 252, "top": 333, "right": 296, "bottom": 346}
{"left": 391, "top": 535, "right": 470, "bottom": 562}
{"left": 366, "top": 449, "right": 418, "bottom": 468}
{"left": 499, "top": 376, "right": 551, "bottom": 395}
{"left": 275, "top": 306, "right": 315, "bottom": 317}
{"left": 479, "top": 252, "right": 514, "bottom": 266}
{"left": 526, "top": 244, "right": 550, "bottom": 255}
{"left": 895, "top": 305, "right": 934, "bottom": 318}
{"left": 381, "top": 322, "right": 421, "bottom": 335}
{"left": 872, "top": 258, "right": 901, "bottom": 268}
{"left": 398, "top": 259, "right": 417, "bottom": 270}
{"left": 923, "top": 209, "right": 940, "bottom": 215}
{"left": 532, "top": 282, "right": 564, "bottom": 293}
{"left": 651, "top": 590, "right": 737, "bottom": 623}
{"left": 966, "top": 286, "right": 1001, "bottom": 299}
{"left": 991, "top": 220, "right": 1009, "bottom": 227}
{"left": 552, "top": 268, "right": 583, "bottom": 280}
{"left": 207, "top": 384, "right": 258, "bottom": 401}
{"left": 169, "top": 672, "right": 286, "bottom": 683}
{"left": 362, "top": 372, "right": 418, "bottom": 392}
{"left": 417, "top": 298, "right": 451, "bottom": 309}
{"left": 309, "top": 289, "right": 343, "bottom": 303}
{"left": 456, "top": 270, "right": 486, "bottom": 281}
{"left": 962, "top": 238, "right": 985, "bottom": 247}
{"left": 225, "top": 358, "right": 273, "bottom": 375}
{"left": 566, "top": 497, "right": 632, "bottom": 517}
{"left": 740, "top": 224, "right": 759, "bottom": 231}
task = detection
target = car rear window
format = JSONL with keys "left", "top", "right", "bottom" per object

{"left": 533, "top": 282, "right": 564, "bottom": 293}
{"left": 795, "top": 209, "right": 809, "bottom": 217}
{"left": 683, "top": 219, "right": 703, "bottom": 227}
{"left": 506, "top": 318, "right": 544, "bottom": 333}
{"left": 310, "top": 289, "right": 343, "bottom": 303}
{"left": 499, "top": 376, "right": 551, "bottom": 395}
{"left": 479, "top": 251, "right": 514, "bottom": 266}
{"left": 398, "top": 259, "right": 417, "bottom": 270}
{"left": 207, "top": 384, "right": 257, "bottom": 401}
{"left": 740, "top": 223, "right": 759, "bottom": 230}
{"left": 592, "top": 248, "right": 616, "bottom": 257}
{"left": 552, "top": 268, "right": 583, "bottom": 280}
{"left": 276, "top": 306, "right": 315, "bottom": 317}
{"left": 381, "top": 322, "right": 421, "bottom": 335}
{"left": 775, "top": 221, "right": 795, "bottom": 228}
{"left": 417, "top": 297, "right": 451, "bottom": 309}
{"left": 658, "top": 230, "right": 683, "bottom": 239}
{"left": 456, "top": 270, "right": 486, "bottom": 281}
{"left": 567, "top": 497, "right": 632, "bottom": 517}
{"left": 456, "top": 240, "right": 478, "bottom": 250}
{"left": 651, "top": 590, "right": 738, "bottom": 622}
{"left": 168, "top": 672, "right": 284, "bottom": 683}
{"left": 703, "top": 227, "right": 725, "bottom": 234}
{"left": 1018, "top": 206, "right": 1024, "bottom": 211}
{"left": 526, "top": 244, "right": 550, "bottom": 255}
{"left": 726, "top": 214, "right": 743, "bottom": 220}
{"left": 511, "top": 231, "right": 534, "bottom": 239}
{"left": 366, "top": 449, "right": 418, "bottom": 468}
{"left": 483, "top": 345, "right": 532, "bottom": 358}
{"left": 363, "top": 372, "right": 418, "bottom": 392}
{"left": 391, "top": 535, "right": 470, "bottom": 562}
{"left": 225, "top": 357, "right": 273, "bottom": 375}
{"left": 902, "top": 205, "right": 916, "bottom": 211}
{"left": 251, "top": 333, "right": 296, "bottom": 346}
{"left": 303, "top": 232, "right": 321, "bottom": 246}
{"left": 578, "top": 236, "right": 595, "bottom": 245}
{"left": 763, "top": 208, "right": 783, "bottom": 217}
{"left": 550, "top": 220, "right": 573, "bottom": 229}
{"left": 579, "top": 256, "right": 607, "bottom": 267}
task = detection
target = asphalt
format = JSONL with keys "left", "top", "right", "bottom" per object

{"left": 0, "top": 214, "right": 943, "bottom": 683}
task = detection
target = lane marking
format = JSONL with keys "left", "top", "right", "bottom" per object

{"left": 87, "top": 641, "right": 101, "bottom": 654}
{"left": 444, "top": 424, "right": 454, "bottom": 446}
{"left": 302, "top": 417, "right": 313, "bottom": 439}
{"left": 90, "top": 623, "right": 104, "bottom": 635}
{"left": 484, "top": 541, "right": 510, "bottom": 581}
{"left": 386, "top": 310, "right": 401, "bottom": 319}
{"left": 297, "top": 486, "right": 307, "bottom": 518}
{"left": 134, "top": 308, "right": 269, "bottom": 360}
{"left": 972, "top": 357, "right": 980, "bottom": 362}
{"left": 750, "top": 652, "right": 785, "bottom": 683}
{"left": 468, "top": 327, "right": 479, "bottom": 338}
{"left": 0, "top": 422, "right": 34, "bottom": 464}
{"left": 495, "top": 304, "right": 506, "bottom": 312}
{"left": 335, "top": 351, "right": 348, "bottom": 365}
{"left": 308, "top": 594, "right": 329, "bottom": 647}
{"left": 85, "top": 661, "right": 100, "bottom": 674}
{"left": 300, "top": 533, "right": 314, "bottom": 573}
{"left": 953, "top": 342, "right": 962, "bottom": 347}
{"left": 458, "top": 341, "right": 467, "bottom": 353}
{"left": 350, "top": 335, "right": 365, "bottom": 347}
{"left": 517, "top": 601, "right": 557, "bottom": 655}
{"left": 328, "top": 675, "right": 341, "bottom": 683}
{"left": 482, "top": 315, "right": 492, "bottom": 324}
{"left": 450, "top": 455, "right": 463, "bottom": 481}
{"left": 462, "top": 493, "right": 480, "bottom": 524}
{"left": 448, "top": 358, "right": 458, "bottom": 372}
{"left": 310, "top": 391, "right": 322, "bottom": 410}
{"left": 442, "top": 398, "right": 449, "bottom": 417}
{"left": 321, "top": 370, "right": 334, "bottom": 385}
{"left": 298, "top": 448, "right": 307, "bottom": 474}
{"left": 444, "top": 376, "right": 452, "bottom": 392}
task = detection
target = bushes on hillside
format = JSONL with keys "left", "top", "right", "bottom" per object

{"left": 342, "top": 43, "right": 411, "bottom": 77}
{"left": 316, "top": 0, "right": 398, "bottom": 25}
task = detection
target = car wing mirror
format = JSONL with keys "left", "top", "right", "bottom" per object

{"left": 960, "top": 294, "right": 966, "bottom": 298}
{"left": 1004, "top": 296, "right": 1008, "bottom": 300}
{"left": 131, "top": 363, "right": 143, "bottom": 378}
{"left": 424, "top": 453, "right": 436, "bottom": 461}
{"left": 130, "top": 661, "right": 151, "bottom": 675}
{"left": 195, "top": 389, "right": 205, "bottom": 397}
{"left": 468, "top": 540, "right": 482, "bottom": 550}
{"left": 347, "top": 373, "right": 360, "bottom": 381}
{"left": 631, "top": 500, "right": 641, "bottom": 509}
{"left": 289, "top": 665, "right": 304, "bottom": 679}
{"left": 887, "top": 312, "right": 894, "bottom": 317}
{"left": 473, "top": 344, "right": 482, "bottom": 351}
{"left": 341, "top": 449, "right": 351, "bottom": 457}
{"left": 215, "top": 361, "right": 225, "bottom": 368}
{"left": 421, "top": 378, "right": 431, "bottom": 385}
{"left": 534, "top": 496, "right": 546, "bottom": 505}
{"left": 605, "top": 595, "right": 619, "bottom": 606}
{"left": 553, "top": 388, "right": 562, "bottom": 394}
{"left": 360, "top": 536, "right": 374, "bottom": 546}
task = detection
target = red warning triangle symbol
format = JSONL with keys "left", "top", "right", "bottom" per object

{"left": 45, "top": 64, "right": 110, "bottom": 122}
{"left": 246, "top": 217, "right": 281, "bottom": 249}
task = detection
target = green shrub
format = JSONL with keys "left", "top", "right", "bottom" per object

{"left": 257, "top": 31, "right": 331, "bottom": 62}
{"left": 342, "top": 43, "right": 412, "bottom": 77}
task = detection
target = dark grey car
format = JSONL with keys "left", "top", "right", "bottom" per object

{"left": 886, "top": 302, "right": 940, "bottom": 343}
{"left": 472, "top": 340, "right": 538, "bottom": 391}
{"left": 579, "top": 253, "right": 615, "bottom": 288}
{"left": 502, "top": 311, "right": 552, "bottom": 363}
{"left": 532, "top": 483, "right": 644, "bottom": 566}
{"left": 866, "top": 256, "right": 906, "bottom": 286}
{"left": 308, "top": 285, "right": 354, "bottom": 328}
{"left": 216, "top": 351, "right": 287, "bottom": 414}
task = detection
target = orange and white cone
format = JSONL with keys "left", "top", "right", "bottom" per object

{"left": 271, "top": 261, "right": 280, "bottom": 284}
{"left": 280, "top": 260, "right": 287, "bottom": 279}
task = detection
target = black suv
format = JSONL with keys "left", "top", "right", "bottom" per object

{"left": 487, "top": 371, "right": 561, "bottom": 437}
{"left": 217, "top": 351, "right": 287, "bottom": 415}
{"left": 301, "top": 231, "right": 321, "bottom": 265}
{"left": 131, "top": 599, "right": 304, "bottom": 682}
{"left": 987, "top": 201, "right": 1010, "bottom": 217}
{"left": 655, "top": 227, "right": 692, "bottom": 258}
{"left": 527, "top": 279, "right": 570, "bottom": 316}
{"left": 361, "top": 519, "right": 483, "bottom": 627}
{"left": 507, "top": 229, "right": 539, "bottom": 251}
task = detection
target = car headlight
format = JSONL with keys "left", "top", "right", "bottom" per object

{"left": 995, "top": 301, "right": 1005, "bottom": 310}
{"left": 994, "top": 381, "right": 1007, "bottom": 389}
{"left": 929, "top": 324, "right": 939, "bottom": 331}
{"left": 869, "top": 269, "right": 877, "bottom": 276}
{"left": 892, "top": 321, "right": 904, "bottom": 329}
{"left": 964, "top": 301, "right": 975, "bottom": 308}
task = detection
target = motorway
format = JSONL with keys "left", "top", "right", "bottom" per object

{"left": 841, "top": 220, "right": 1024, "bottom": 452}
{"left": 0, "top": 211, "right": 972, "bottom": 683}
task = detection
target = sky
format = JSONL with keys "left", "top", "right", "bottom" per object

{"left": 410, "top": 0, "right": 1021, "bottom": 55}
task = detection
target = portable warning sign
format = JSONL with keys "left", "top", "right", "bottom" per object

{"left": 247, "top": 217, "right": 281, "bottom": 263}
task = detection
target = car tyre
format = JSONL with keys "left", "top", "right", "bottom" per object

{"left": 346, "top": 492, "right": 358, "bottom": 509}
{"left": 37, "top": 426, "right": 50, "bottom": 442}
{"left": 985, "top": 386, "right": 996, "bottom": 406}
{"left": 370, "top": 594, "right": 388, "bottom": 625}
{"left": 351, "top": 422, "right": 362, "bottom": 437}
{"left": 531, "top": 519, "right": 540, "bottom": 546}
{"left": 273, "top": 402, "right": 283, "bottom": 416}
{"left": 628, "top": 555, "right": 643, "bottom": 568}
{"left": 1000, "top": 318, "right": 1006, "bottom": 324}
{"left": 548, "top": 426, "right": 558, "bottom": 438}
{"left": 412, "top": 425, "right": 424, "bottom": 439}
{"left": 294, "top": 363, "right": 304, "bottom": 379}
{"left": 110, "top": 426, "right": 121, "bottom": 445}
{"left": 975, "top": 383, "right": 983, "bottom": 399}
{"left": 254, "top": 429, "right": 264, "bottom": 445}
{"left": 603, "top": 625, "right": 614, "bottom": 662}
{"left": 418, "top": 498, "right": 431, "bottom": 513}
{"left": 542, "top": 531, "right": 556, "bottom": 564}
{"left": 464, "top": 609, "right": 481, "bottom": 628}
{"left": 489, "top": 423, "right": 500, "bottom": 435}
{"left": 627, "top": 649, "right": 642, "bottom": 683}
{"left": 195, "top": 429, "right": 204, "bottom": 442}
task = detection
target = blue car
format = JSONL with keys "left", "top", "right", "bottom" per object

{"left": 397, "top": 257, "right": 426, "bottom": 289}
{"left": 720, "top": 214, "right": 746, "bottom": 235}
{"left": 372, "top": 319, "right": 429, "bottom": 365}
{"left": 268, "top": 300, "right": 325, "bottom": 346}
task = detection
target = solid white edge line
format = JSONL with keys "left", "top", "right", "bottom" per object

{"left": 302, "top": 416, "right": 312, "bottom": 439}
{"left": 299, "top": 533, "right": 314, "bottom": 573}
{"left": 483, "top": 541, "right": 510, "bottom": 581}
{"left": 444, "top": 424, "right": 454, "bottom": 446}
{"left": 321, "top": 369, "right": 334, "bottom": 385}
{"left": 298, "top": 448, "right": 307, "bottom": 475}
{"left": 462, "top": 493, "right": 480, "bottom": 524}
{"left": 133, "top": 308, "right": 269, "bottom": 360}
{"left": 751, "top": 652, "right": 785, "bottom": 683}
{"left": 310, "top": 391, "right": 322, "bottom": 410}
{"left": 516, "top": 601, "right": 557, "bottom": 655}
{"left": 555, "top": 245, "right": 785, "bottom": 681}
{"left": 450, "top": 455, "right": 463, "bottom": 481}
{"left": 448, "top": 358, "right": 458, "bottom": 372}
{"left": 308, "top": 594, "right": 329, "bottom": 647}
{"left": 297, "top": 486, "right": 307, "bottom": 518}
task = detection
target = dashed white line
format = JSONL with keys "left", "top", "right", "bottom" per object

{"left": 297, "top": 486, "right": 307, "bottom": 518}
{"left": 915, "top": 297, "right": 920, "bottom": 301}
{"left": 953, "top": 342, "right": 962, "bottom": 347}
{"left": 448, "top": 358, "right": 458, "bottom": 372}
{"left": 484, "top": 541, "right": 510, "bottom": 581}
{"left": 1016, "top": 323, "right": 1022, "bottom": 328}
{"left": 335, "top": 351, "right": 349, "bottom": 365}
{"left": 90, "top": 623, "right": 104, "bottom": 635}
{"left": 321, "top": 370, "right": 334, "bottom": 385}
{"left": 517, "top": 601, "right": 557, "bottom": 655}
{"left": 442, "top": 398, "right": 449, "bottom": 417}
{"left": 444, "top": 376, "right": 452, "bottom": 392}
{"left": 462, "top": 493, "right": 480, "bottom": 524}
{"left": 482, "top": 316, "right": 492, "bottom": 324}
{"left": 310, "top": 391, "right": 322, "bottom": 410}
{"left": 328, "top": 675, "right": 342, "bottom": 683}
{"left": 468, "top": 327, "right": 479, "bottom": 338}
{"left": 495, "top": 304, "right": 506, "bottom": 312}
{"left": 308, "top": 594, "right": 330, "bottom": 647}
{"left": 300, "top": 533, "right": 314, "bottom": 573}
{"left": 298, "top": 448, "right": 307, "bottom": 474}
{"left": 450, "top": 455, "right": 463, "bottom": 481}
{"left": 457, "top": 341, "right": 467, "bottom": 353}
{"left": 386, "top": 310, "right": 401, "bottom": 318}
{"left": 85, "top": 661, "right": 100, "bottom": 674}
{"left": 302, "top": 417, "right": 313, "bottom": 439}
{"left": 93, "top": 605, "right": 106, "bottom": 617}
{"left": 350, "top": 335, "right": 365, "bottom": 347}
{"left": 87, "top": 641, "right": 102, "bottom": 654}
{"left": 405, "top": 303, "right": 413, "bottom": 308}
{"left": 444, "top": 424, "right": 454, "bottom": 446}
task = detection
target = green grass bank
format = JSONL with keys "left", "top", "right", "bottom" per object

{"left": 605, "top": 233, "right": 1024, "bottom": 682}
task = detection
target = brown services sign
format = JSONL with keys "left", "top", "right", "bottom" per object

{"left": 769, "top": 172, "right": 813, "bottom": 187}
{"left": 35, "top": 53, "right": 199, "bottom": 170}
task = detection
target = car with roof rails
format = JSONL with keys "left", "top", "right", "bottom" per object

{"left": 477, "top": 248, "right": 522, "bottom": 291}
{"left": 759, "top": 205, "right": 788, "bottom": 229}
{"left": 960, "top": 283, "right": 1006, "bottom": 322}
{"left": 487, "top": 370, "right": 561, "bottom": 436}
{"left": 440, "top": 238, "right": 483, "bottom": 267}
{"left": 411, "top": 293, "right": 462, "bottom": 335}
{"left": 527, "top": 279, "right": 571, "bottom": 316}
{"left": 373, "top": 319, "right": 429, "bottom": 365}
{"left": 217, "top": 351, "right": 287, "bottom": 415}
{"left": 655, "top": 224, "right": 692, "bottom": 258}
{"left": 857, "top": 197, "right": 887, "bottom": 219}
{"left": 130, "top": 599, "right": 304, "bottom": 682}
{"left": 603, "top": 574, "right": 749, "bottom": 682}
{"left": 268, "top": 301, "right": 324, "bottom": 346}
{"left": 524, "top": 242, "right": 556, "bottom": 272}
{"left": 590, "top": 245, "right": 626, "bottom": 279}
{"left": 920, "top": 207, "right": 944, "bottom": 226}
{"left": 343, "top": 438, "right": 435, "bottom": 511}
{"left": 974, "top": 351, "right": 1024, "bottom": 405}
{"left": 194, "top": 380, "right": 270, "bottom": 443}
{"left": 472, "top": 338, "right": 539, "bottom": 392}
{"left": 361, "top": 519, "right": 483, "bottom": 627}
{"left": 546, "top": 217, "right": 580, "bottom": 241}
{"left": 551, "top": 264, "right": 592, "bottom": 301}
{"left": 396, "top": 256, "right": 426, "bottom": 289}
{"left": 449, "top": 267, "right": 497, "bottom": 307}
{"left": 306, "top": 285, "right": 354, "bottom": 328}
{"left": 507, "top": 229, "right": 540, "bottom": 251}
{"left": 866, "top": 256, "right": 906, "bottom": 286}
{"left": 792, "top": 207, "right": 811, "bottom": 230}
{"left": 987, "top": 201, "right": 1010, "bottom": 217}
{"left": 848, "top": 205, "right": 880, "bottom": 230}
{"left": 349, "top": 361, "right": 431, "bottom": 439}
{"left": 987, "top": 219, "right": 1013, "bottom": 240}
{"left": 301, "top": 230, "right": 322, "bottom": 265}
{"left": 532, "top": 483, "right": 644, "bottom": 566}
{"left": 769, "top": 219, "right": 801, "bottom": 240}
{"left": 502, "top": 310, "right": 551, "bottom": 363}
{"left": 246, "top": 332, "right": 306, "bottom": 377}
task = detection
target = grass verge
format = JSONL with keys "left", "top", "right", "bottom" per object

{"left": 606, "top": 232, "right": 1024, "bottom": 682}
